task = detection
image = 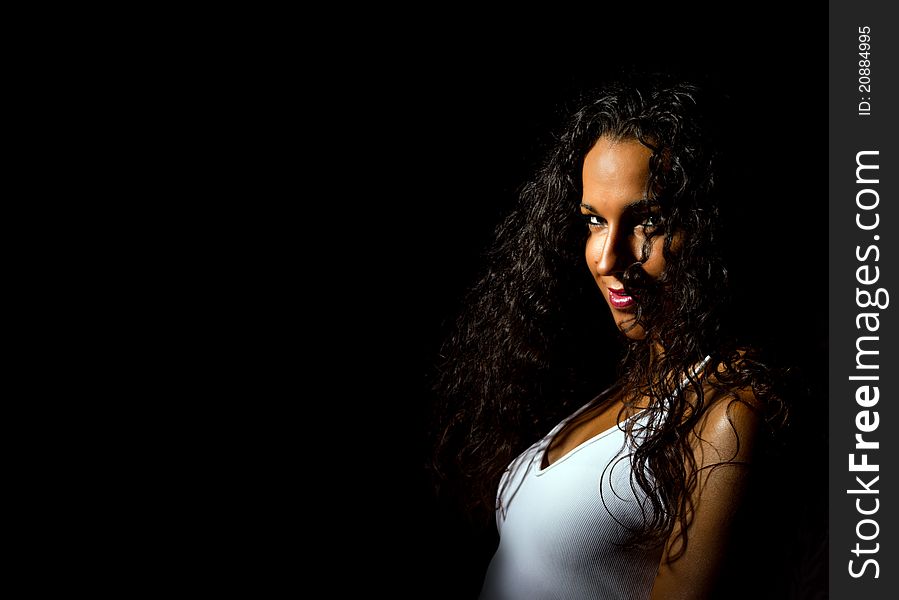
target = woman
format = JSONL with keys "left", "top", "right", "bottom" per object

{"left": 433, "top": 76, "right": 788, "bottom": 599}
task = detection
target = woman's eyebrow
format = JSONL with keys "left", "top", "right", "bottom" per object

{"left": 580, "top": 199, "right": 651, "bottom": 213}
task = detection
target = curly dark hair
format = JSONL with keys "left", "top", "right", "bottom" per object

{"left": 432, "top": 74, "right": 788, "bottom": 554}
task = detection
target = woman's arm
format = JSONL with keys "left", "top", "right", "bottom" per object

{"left": 649, "top": 388, "right": 762, "bottom": 600}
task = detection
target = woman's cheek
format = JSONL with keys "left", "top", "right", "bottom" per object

{"left": 584, "top": 234, "right": 600, "bottom": 271}
{"left": 644, "top": 237, "right": 668, "bottom": 278}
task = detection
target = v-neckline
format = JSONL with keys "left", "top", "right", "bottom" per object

{"left": 535, "top": 354, "right": 712, "bottom": 474}
{"left": 536, "top": 408, "right": 643, "bottom": 474}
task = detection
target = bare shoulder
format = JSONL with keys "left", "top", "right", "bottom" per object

{"left": 693, "top": 371, "right": 763, "bottom": 465}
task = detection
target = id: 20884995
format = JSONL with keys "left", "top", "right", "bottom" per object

{"left": 857, "top": 26, "right": 872, "bottom": 116}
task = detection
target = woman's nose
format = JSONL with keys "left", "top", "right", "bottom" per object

{"left": 596, "top": 226, "right": 631, "bottom": 275}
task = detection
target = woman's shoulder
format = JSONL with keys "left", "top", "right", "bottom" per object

{"left": 694, "top": 352, "right": 767, "bottom": 462}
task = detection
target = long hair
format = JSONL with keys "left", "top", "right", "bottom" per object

{"left": 432, "top": 75, "right": 787, "bottom": 552}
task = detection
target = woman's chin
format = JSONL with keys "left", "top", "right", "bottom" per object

{"left": 616, "top": 318, "right": 647, "bottom": 340}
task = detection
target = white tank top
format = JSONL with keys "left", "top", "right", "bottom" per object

{"left": 480, "top": 358, "right": 710, "bottom": 600}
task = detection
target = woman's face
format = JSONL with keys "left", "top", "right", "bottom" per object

{"left": 581, "top": 136, "right": 667, "bottom": 340}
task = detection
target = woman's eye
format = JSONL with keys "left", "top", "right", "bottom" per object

{"left": 639, "top": 214, "right": 660, "bottom": 229}
{"left": 583, "top": 214, "right": 606, "bottom": 229}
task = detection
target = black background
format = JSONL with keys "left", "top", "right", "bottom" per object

{"left": 349, "top": 9, "right": 829, "bottom": 598}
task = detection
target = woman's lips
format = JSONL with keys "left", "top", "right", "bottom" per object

{"left": 608, "top": 287, "right": 635, "bottom": 309}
